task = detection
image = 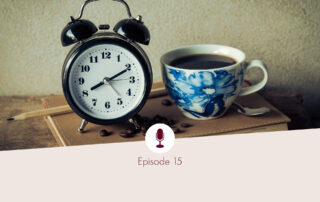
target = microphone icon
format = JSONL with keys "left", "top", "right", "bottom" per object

{"left": 156, "top": 128, "right": 164, "bottom": 148}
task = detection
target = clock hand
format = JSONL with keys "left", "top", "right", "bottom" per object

{"left": 91, "top": 77, "right": 111, "bottom": 91}
{"left": 90, "top": 81, "right": 104, "bottom": 91}
{"left": 91, "top": 78, "right": 121, "bottom": 97}
{"left": 91, "top": 65, "right": 130, "bottom": 91}
{"left": 103, "top": 78, "right": 121, "bottom": 97}
{"left": 108, "top": 66, "right": 131, "bottom": 81}
{"left": 110, "top": 78, "right": 130, "bottom": 81}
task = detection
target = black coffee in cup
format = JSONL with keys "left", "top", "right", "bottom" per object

{"left": 169, "top": 54, "right": 237, "bottom": 69}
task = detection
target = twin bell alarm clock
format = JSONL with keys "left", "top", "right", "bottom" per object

{"left": 61, "top": 0, "right": 152, "bottom": 132}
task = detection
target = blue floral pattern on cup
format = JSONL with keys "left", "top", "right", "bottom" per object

{"left": 164, "top": 66, "right": 245, "bottom": 119}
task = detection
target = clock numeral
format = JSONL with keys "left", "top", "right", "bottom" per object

{"left": 90, "top": 56, "right": 98, "bottom": 63}
{"left": 81, "top": 65, "right": 90, "bottom": 72}
{"left": 126, "top": 88, "right": 132, "bottom": 96}
{"left": 117, "top": 55, "right": 121, "bottom": 62}
{"left": 102, "top": 51, "right": 111, "bottom": 59}
{"left": 129, "top": 76, "right": 135, "bottom": 83}
{"left": 125, "top": 64, "right": 131, "bottom": 71}
{"left": 92, "top": 98, "right": 97, "bottom": 106}
{"left": 117, "top": 98, "right": 123, "bottom": 105}
{"left": 82, "top": 90, "right": 89, "bottom": 97}
{"left": 78, "top": 77, "right": 85, "bottom": 85}
{"left": 105, "top": 101, "right": 111, "bottom": 109}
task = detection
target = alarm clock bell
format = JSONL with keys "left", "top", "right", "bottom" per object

{"left": 114, "top": 16, "right": 150, "bottom": 45}
{"left": 61, "top": 18, "right": 98, "bottom": 47}
{"left": 61, "top": 0, "right": 150, "bottom": 46}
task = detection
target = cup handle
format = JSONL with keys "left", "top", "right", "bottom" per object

{"left": 239, "top": 60, "right": 268, "bottom": 96}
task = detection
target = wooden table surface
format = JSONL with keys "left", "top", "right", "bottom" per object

{"left": 0, "top": 96, "right": 58, "bottom": 150}
{"left": 0, "top": 91, "right": 313, "bottom": 151}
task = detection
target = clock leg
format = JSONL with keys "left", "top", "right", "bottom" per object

{"left": 78, "top": 119, "right": 88, "bottom": 133}
{"left": 129, "top": 115, "right": 141, "bottom": 130}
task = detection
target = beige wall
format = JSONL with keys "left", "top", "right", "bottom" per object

{"left": 0, "top": 0, "right": 319, "bottom": 115}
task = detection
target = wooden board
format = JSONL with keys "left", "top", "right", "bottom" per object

{"left": 42, "top": 91, "right": 290, "bottom": 146}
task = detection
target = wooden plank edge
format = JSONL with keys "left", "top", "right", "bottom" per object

{"left": 41, "top": 98, "right": 67, "bottom": 147}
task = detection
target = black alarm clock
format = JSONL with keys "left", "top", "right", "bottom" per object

{"left": 61, "top": 0, "right": 152, "bottom": 132}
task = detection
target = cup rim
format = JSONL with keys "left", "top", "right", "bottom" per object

{"left": 160, "top": 44, "right": 246, "bottom": 71}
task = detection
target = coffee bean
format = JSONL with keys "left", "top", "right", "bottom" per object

{"left": 138, "top": 115, "right": 180, "bottom": 134}
{"left": 168, "top": 119, "right": 176, "bottom": 126}
{"left": 153, "top": 114, "right": 162, "bottom": 122}
{"left": 119, "top": 130, "right": 136, "bottom": 138}
{"left": 159, "top": 117, "right": 168, "bottom": 124}
{"left": 180, "top": 123, "right": 193, "bottom": 128}
{"left": 173, "top": 127, "right": 183, "bottom": 133}
{"left": 141, "top": 126, "right": 147, "bottom": 133}
{"left": 120, "top": 125, "right": 139, "bottom": 138}
{"left": 161, "top": 116, "right": 168, "bottom": 121}
{"left": 161, "top": 99, "right": 172, "bottom": 106}
{"left": 100, "top": 129, "right": 111, "bottom": 137}
{"left": 126, "top": 129, "right": 136, "bottom": 135}
{"left": 119, "top": 132, "right": 129, "bottom": 138}
{"left": 142, "top": 116, "right": 150, "bottom": 122}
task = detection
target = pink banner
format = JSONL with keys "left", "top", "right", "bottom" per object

{"left": 0, "top": 129, "right": 320, "bottom": 201}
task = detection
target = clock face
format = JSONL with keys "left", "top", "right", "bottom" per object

{"left": 66, "top": 42, "right": 148, "bottom": 122}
